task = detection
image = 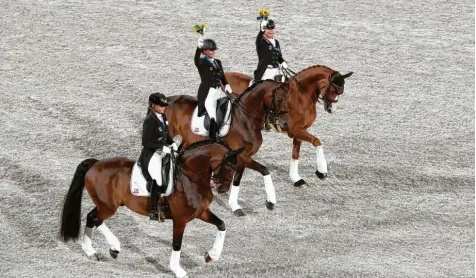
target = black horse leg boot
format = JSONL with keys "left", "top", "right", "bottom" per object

{"left": 149, "top": 180, "right": 159, "bottom": 221}
{"left": 209, "top": 118, "right": 218, "bottom": 141}
{"left": 263, "top": 112, "right": 271, "bottom": 131}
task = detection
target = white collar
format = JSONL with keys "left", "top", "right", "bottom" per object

{"left": 154, "top": 111, "right": 164, "bottom": 121}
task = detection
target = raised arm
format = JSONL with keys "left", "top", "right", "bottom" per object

{"left": 195, "top": 35, "right": 204, "bottom": 67}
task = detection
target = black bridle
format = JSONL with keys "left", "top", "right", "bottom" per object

{"left": 226, "top": 82, "right": 290, "bottom": 123}
{"left": 283, "top": 67, "right": 343, "bottom": 105}
{"left": 210, "top": 151, "right": 238, "bottom": 184}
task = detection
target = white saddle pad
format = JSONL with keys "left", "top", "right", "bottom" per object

{"left": 191, "top": 102, "right": 232, "bottom": 137}
{"left": 130, "top": 156, "right": 174, "bottom": 197}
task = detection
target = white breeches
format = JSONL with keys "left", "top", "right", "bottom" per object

{"left": 204, "top": 87, "right": 225, "bottom": 120}
{"left": 148, "top": 152, "right": 163, "bottom": 186}
{"left": 261, "top": 67, "right": 282, "bottom": 81}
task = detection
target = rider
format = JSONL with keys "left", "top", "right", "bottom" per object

{"left": 195, "top": 32, "right": 232, "bottom": 141}
{"left": 139, "top": 92, "right": 178, "bottom": 221}
{"left": 253, "top": 17, "right": 288, "bottom": 82}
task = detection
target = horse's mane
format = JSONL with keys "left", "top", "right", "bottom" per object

{"left": 237, "top": 65, "right": 335, "bottom": 99}
{"left": 173, "top": 139, "right": 230, "bottom": 191}
{"left": 289, "top": 64, "right": 334, "bottom": 82}
{"left": 179, "top": 139, "right": 230, "bottom": 156}
{"left": 237, "top": 79, "right": 281, "bottom": 100}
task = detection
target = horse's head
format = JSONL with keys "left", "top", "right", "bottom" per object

{"left": 319, "top": 71, "right": 353, "bottom": 113}
{"left": 210, "top": 146, "right": 244, "bottom": 187}
{"left": 177, "top": 141, "right": 244, "bottom": 192}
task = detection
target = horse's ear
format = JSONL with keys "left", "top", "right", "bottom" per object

{"left": 342, "top": 72, "right": 353, "bottom": 79}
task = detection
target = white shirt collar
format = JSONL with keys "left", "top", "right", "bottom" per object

{"left": 154, "top": 111, "right": 164, "bottom": 122}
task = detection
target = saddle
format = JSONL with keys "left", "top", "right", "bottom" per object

{"left": 161, "top": 155, "right": 171, "bottom": 190}
{"left": 199, "top": 97, "right": 230, "bottom": 131}
{"left": 137, "top": 155, "right": 170, "bottom": 192}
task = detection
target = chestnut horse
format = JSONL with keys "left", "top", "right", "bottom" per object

{"left": 59, "top": 140, "right": 242, "bottom": 278}
{"left": 225, "top": 65, "right": 353, "bottom": 186}
{"left": 166, "top": 80, "right": 290, "bottom": 216}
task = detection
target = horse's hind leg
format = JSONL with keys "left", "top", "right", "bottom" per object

{"left": 81, "top": 208, "right": 99, "bottom": 260}
{"left": 95, "top": 206, "right": 121, "bottom": 259}
{"left": 198, "top": 209, "right": 226, "bottom": 263}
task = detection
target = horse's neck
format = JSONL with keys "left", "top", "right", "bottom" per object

{"left": 241, "top": 85, "right": 269, "bottom": 108}
{"left": 294, "top": 67, "right": 332, "bottom": 102}
{"left": 176, "top": 147, "right": 214, "bottom": 188}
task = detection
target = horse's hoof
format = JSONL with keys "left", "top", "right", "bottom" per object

{"left": 109, "top": 248, "right": 119, "bottom": 259}
{"left": 266, "top": 201, "right": 275, "bottom": 210}
{"left": 87, "top": 253, "right": 100, "bottom": 261}
{"left": 315, "top": 170, "right": 327, "bottom": 180}
{"left": 217, "top": 185, "right": 228, "bottom": 193}
{"left": 233, "top": 209, "right": 246, "bottom": 217}
{"left": 204, "top": 252, "right": 213, "bottom": 263}
{"left": 293, "top": 179, "right": 306, "bottom": 187}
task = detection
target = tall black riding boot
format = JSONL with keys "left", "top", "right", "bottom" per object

{"left": 209, "top": 118, "right": 218, "bottom": 141}
{"left": 149, "top": 180, "right": 159, "bottom": 221}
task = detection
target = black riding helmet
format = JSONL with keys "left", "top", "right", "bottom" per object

{"left": 149, "top": 92, "right": 168, "bottom": 107}
{"left": 264, "top": 19, "right": 275, "bottom": 30}
{"left": 202, "top": 39, "right": 218, "bottom": 51}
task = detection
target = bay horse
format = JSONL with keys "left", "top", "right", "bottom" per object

{"left": 166, "top": 80, "right": 291, "bottom": 216}
{"left": 59, "top": 140, "right": 243, "bottom": 278}
{"left": 225, "top": 65, "right": 353, "bottom": 186}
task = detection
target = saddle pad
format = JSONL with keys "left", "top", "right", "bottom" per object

{"left": 130, "top": 160, "right": 174, "bottom": 197}
{"left": 191, "top": 101, "right": 232, "bottom": 137}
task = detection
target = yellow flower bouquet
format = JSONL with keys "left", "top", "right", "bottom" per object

{"left": 193, "top": 23, "right": 208, "bottom": 35}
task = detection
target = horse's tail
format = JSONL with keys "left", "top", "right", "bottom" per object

{"left": 59, "top": 158, "right": 98, "bottom": 242}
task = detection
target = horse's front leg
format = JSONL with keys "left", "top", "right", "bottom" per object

{"left": 228, "top": 157, "right": 276, "bottom": 215}
{"left": 226, "top": 166, "right": 246, "bottom": 216}
{"left": 291, "top": 129, "right": 328, "bottom": 180}
{"left": 170, "top": 221, "right": 187, "bottom": 278}
{"left": 290, "top": 138, "right": 307, "bottom": 187}
{"left": 198, "top": 209, "right": 226, "bottom": 263}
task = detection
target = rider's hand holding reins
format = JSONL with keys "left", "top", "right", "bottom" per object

{"left": 162, "top": 145, "right": 172, "bottom": 154}
{"left": 281, "top": 61, "right": 288, "bottom": 69}
{"left": 225, "top": 84, "right": 232, "bottom": 95}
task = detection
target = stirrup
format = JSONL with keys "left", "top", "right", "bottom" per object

{"left": 149, "top": 210, "right": 158, "bottom": 221}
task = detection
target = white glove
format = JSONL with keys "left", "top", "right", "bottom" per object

{"left": 281, "top": 62, "right": 288, "bottom": 69}
{"left": 171, "top": 143, "right": 179, "bottom": 151}
{"left": 197, "top": 36, "right": 204, "bottom": 48}
{"left": 260, "top": 20, "right": 268, "bottom": 31}
{"left": 162, "top": 145, "right": 172, "bottom": 154}
{"left": 225, "top": 84, "right": 232, "bottom": 94}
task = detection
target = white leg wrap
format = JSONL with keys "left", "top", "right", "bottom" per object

{"left": 289, "top": 159, "right": 302, "bottom": 182}
{"left": 208, "top": 230, "right": 226, "bottom": 261}
{"left": 81, "top": 226, "right": 97, "bottom": 256}
{"left": 264, "top": 175, "right": 276, "bottom": 204}
{"left": 228, "top": 185, "right": 242, "bottom": 211}
{"left": 316, "top": 146, "right": 328, "bottom": 173}
{"left": 96, "top": 224, "right": 121, "bottom": 252}
{"left": 170, "top": 250, "right": 187, "bottom": 278}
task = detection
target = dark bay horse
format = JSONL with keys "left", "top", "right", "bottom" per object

{"left": 225, "top": 65, "right": 353, "bottom": 186}
{"left": 60, "top": 140, "right": 242, "bottom": 278}
{"left": 166, "top": 81, "right": 290, "bottom": 216}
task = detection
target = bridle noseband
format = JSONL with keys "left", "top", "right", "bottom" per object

{"left": 211, "top": 153, "right": 238, "bottom": 184}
